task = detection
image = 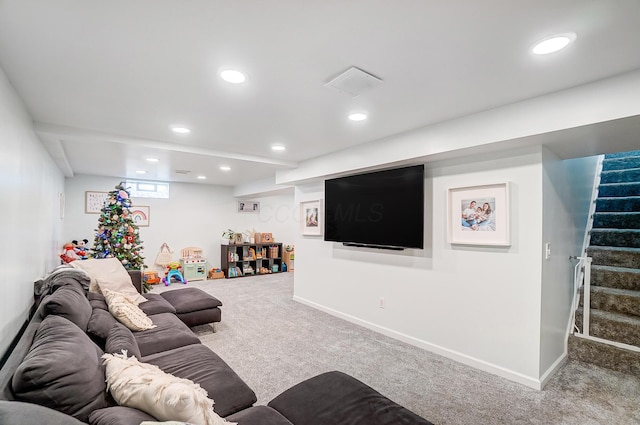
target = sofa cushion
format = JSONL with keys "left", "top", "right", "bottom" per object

{"left": 42, "top": 285, "right": 92, "bottom": 331}
{"left": 89, "top": 406, "right": 156, "bottom": 425}
{"left": 142, "top": 344, "right": 257, "bottom": 417}
{"left": 225, "top": 406, "right": 294, "bottom": 425}
{"left": 71, "top": 258, "right": 146, "bottom": 304}
{"left": 105, "top": 323, "right": 141, "bottom": 360}
{"left": 160, "top": 287, "right": 222, "bottom": 314}
{"left": 11, "top": 315, "right": 113, "bottom": 422}
{"left": 87, "top": 308, "right": 119, "bottom": 340}
{"left": 88, "top": 292, "right": 109, "bottom": 310}
{"left": 102, "top": 352, "right": 231, "bottom": 425}
{"left": 103, "top": 288, "right": 155, "bottom": 331}
{"left": 0, "top": 400, "right": 86, "bottom": 425}
{"left": 267, "top": 371, "right": 434, "bottom": 425}
{"left": 139, "top": 293, "right": 176, "bottom": 315}
{"left": 133, "top": 313, "right": 200, "bottom": 357}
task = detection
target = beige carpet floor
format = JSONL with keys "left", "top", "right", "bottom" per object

{"left": 151, "top": 273, "right": 640, "bottom": 425}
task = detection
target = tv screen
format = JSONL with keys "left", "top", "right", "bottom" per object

{"left": 324, "top": 165, "right": 424, "bottom": 249}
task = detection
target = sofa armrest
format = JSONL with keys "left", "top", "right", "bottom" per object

{"left": 128, "top": 270, "right": 142, "bottom": 294}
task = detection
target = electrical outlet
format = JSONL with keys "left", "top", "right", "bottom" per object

{"left": 379, "top": 297, "right": 385, "bottom": 309}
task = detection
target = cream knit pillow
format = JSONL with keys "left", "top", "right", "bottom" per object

{"left": 102, "top": 351, "right": 234, "bottom": 425}
{"left": 71, "top": 258, "right": 146, "bottom": 304}
{"left": 102, "top": 288, "right": 155, "bottom": 331}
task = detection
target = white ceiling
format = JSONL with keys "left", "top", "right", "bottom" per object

{"left": 1, "top": 1, "right": 639, "bottom": 188}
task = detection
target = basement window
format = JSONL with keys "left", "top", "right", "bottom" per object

{"left": 125, "top": 180, "right": 170, "bottom": 199}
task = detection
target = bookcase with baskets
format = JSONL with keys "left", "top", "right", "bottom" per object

{"left": 221, "top": 242, "right": 283, "bottom": 278}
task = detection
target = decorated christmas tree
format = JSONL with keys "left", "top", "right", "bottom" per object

{"left": 92, "top": 182, "right": 145, "bottom": 270}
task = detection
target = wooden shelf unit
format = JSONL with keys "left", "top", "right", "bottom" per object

{"left": 221, "top": 242, "right": 283, "bottom": 278}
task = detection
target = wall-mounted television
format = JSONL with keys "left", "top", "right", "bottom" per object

{"left": 324, "top": 164, "right": 424, "bottom": 250}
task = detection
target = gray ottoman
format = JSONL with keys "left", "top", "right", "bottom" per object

{"left": 268, "top": 371, "right": 433, "bottom": 425}
{"left": 160, "top": 287, "right": 222, "bottom": 329}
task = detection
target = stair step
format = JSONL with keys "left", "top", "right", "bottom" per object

{"left": 598, "top": 182, "right": 640, "bottom": 197}
{"left": 604, "top": 150, "right": 640, "bottom": 160}
{"left": 588, "top": 246, "right": 640, "bottom": 268}
{"left": 592, "top": 265, "right": 640, "bottom": 291}
{"left": 575, "top": 308, "right": 640, "bottom": 346}
{"left": 590, "top": 229, "right": 640, "bottom": 248}
{"left": 580, "top": 286, "right": 640, "bottom": 318}
{"left": 568, "top": 335, "right": 640, "bottom": 375}
{"left": 595, "top": 196, "right": 640, "bottom": 212}
{"left": 601, "top": 156, "right": 640, "bottom": 172}
{"left": 592, "top": 212, "right": 640, "bottom": 229}
{"left": 600, "top": 168, "right": 640, "bottom": 185}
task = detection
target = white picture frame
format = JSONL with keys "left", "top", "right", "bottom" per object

{"left": 130, "top": 206, "right": 150, "bottom": 227}
{"left": 300, "top": 199, "right": 323, "bottom": 236}
{"left": 238, "top": 200, "right": 260, "bottom": 213}
{"left": 447, "top": 182, "right": 510, "bottom": 246}
{"left": 85, "top": 191, "right": 108, "bottom": 214}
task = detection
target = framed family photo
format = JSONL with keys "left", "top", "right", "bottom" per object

{"left": 300, "top": 199, "right": 323, "bottom": 236}
{"left": 447, "top": 182, "right": 510, "bottom": 246}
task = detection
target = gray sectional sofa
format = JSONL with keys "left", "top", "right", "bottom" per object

{"left": 0, "top": 270, "right": 433, "bottom": 425}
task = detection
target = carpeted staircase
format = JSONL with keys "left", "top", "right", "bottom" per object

{"left": 569, "top": 150, "right": 640, "bottom": 375}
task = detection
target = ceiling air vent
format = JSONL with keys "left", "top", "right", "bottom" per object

{"left": 324, "top": 66, "right": 383, "bottom": 97}
{"left": 175, "top": 170, "right": 191, "bottom": 175}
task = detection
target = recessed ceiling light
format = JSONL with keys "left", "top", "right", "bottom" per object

{"left": 136, "top": 170, "right": 146, "bottom": 174}
{"left": 348, "top": 112, "right": 368, "bottom": 121}
{"left": 197, "top": 175, "right": 207, "bottom": 180}
{"left": 146, "top": 157, "right": 159, "bottom": 162}
{"left": 531, "top": 33, "right": 576, "bottom": 55}
{"left": 271, "top": 145, "right": 286, "bottom": 151}
{"left": 219, "top": 165, "right": 231, "bottom": 171}
{"left": 171, "top": 126, "right": 191, "bottom": 134}
{"left": 220, "top": 69, "right": 247, "bottom": 84}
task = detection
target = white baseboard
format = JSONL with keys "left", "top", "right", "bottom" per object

{"left": 293, "top": 295, "right": 549, "bottom": 390}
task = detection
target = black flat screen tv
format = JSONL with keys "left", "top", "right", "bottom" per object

{"left": 324, "top": 164, "right": 424, "bottom": 250}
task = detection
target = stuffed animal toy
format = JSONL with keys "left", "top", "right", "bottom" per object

{"left": 162, "top": 261, "right": 187, "bottom": 286}
{"left": 72, "top": 238, "right": 90, "bottom": 259}
{"left": 60, "top": 243, "right": 80, "bottom": 263}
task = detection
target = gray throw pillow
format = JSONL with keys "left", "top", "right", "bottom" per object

{"left": 87, "top": 308, "right": 118, "bottom": 340}
{"left": 105, "top": 322, "right": 141, "bottom": 360}
{"left": 42, "top": 285, "right": 92, "bottom": 331}
{"left": 11, "top": 315, "right": 113, "bottom": 422}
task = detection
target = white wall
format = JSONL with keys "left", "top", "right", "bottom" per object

{"left": 293, "top": 147, "right": 547, "bottom": 387}
{"left": 63, "top": 175, "right": 296, "bottom": 272}
{"left": 538, "top": 149, "right": 599, "bottom": 383}
{"left": 0, "top": 67, "right": 64, "bottom": 358}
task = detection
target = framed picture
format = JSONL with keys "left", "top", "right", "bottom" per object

{"left": 300, "top": 199, "right": 323, "bottom": 236}
{"left": 85, "top": 191, "right": 108, "bottom": 214}
{"left": 234, "top": 233, "right": 244, "bottom": 244}
{"left": 447, "top": 183, "right": 510, "bottom": 246}
{"left": 262, "top": 233, "right": 273, "bottom": 243}
{"left": 130, "top": 206, "right": 150, "bottom": 227}
{"left": 238, "top": 200, "right": 260, "bottom": 213}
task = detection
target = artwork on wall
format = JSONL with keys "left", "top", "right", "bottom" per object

{"left": 300, "top": 199, "right": 323, "bottom": 236}
{"left": 85, "top": 191, "right": 108, "bottom": 214}
{"left": 447, "top": 182, "right": 510, "bottom": 246}
{"left": 130, "top": 206, "right": 150, "bottom": 227}
{"left": 238, "top": 200, "right": 260, "bottom": 213}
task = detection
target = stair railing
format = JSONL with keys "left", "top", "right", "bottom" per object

{"left": 569, "top": 256, "right": 591, "bottom": 336}
{"left": 568, "top": 155, "right": 603, "bottom": 339}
